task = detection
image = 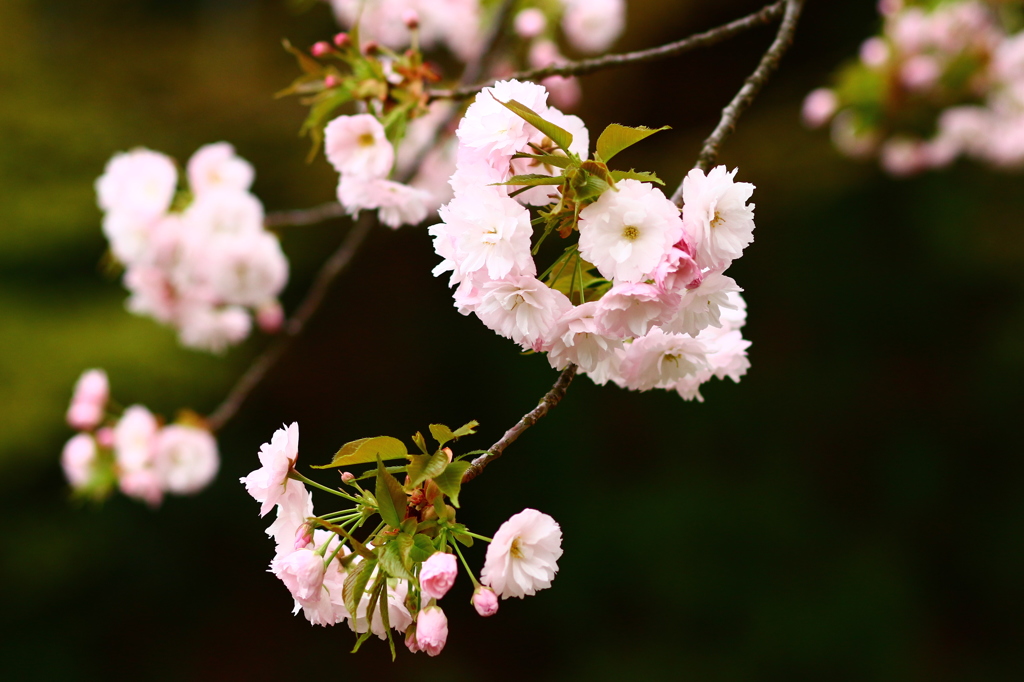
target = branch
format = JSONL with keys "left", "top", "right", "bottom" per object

{"left": 205, "top": 213, "right": 375, "bottom": 432}
{"left": 264, "top": 201, "right": 348, "bottom": 228}
{"left": 458, "top": 0, "right": 517, "bottom": 89}
{"left": 672, "top": 0, "right": 805, "bottom": 205}
{"left": 430, "top": 1, "right": 786, "bottom": 100}
{"left": 461, "top": 364, "right": 578, "bottom": 484}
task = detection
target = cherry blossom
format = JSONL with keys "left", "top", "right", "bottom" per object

{"left": 481, "top": 508, "right": 563, "bottom": 599}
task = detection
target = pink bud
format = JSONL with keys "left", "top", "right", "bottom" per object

{"left": 272, "top": 548, "right": 326, "bottom": 602}
{"left": 402, "top": 9, "right": 419, "bottom": 30}
{"left": 73, "top": 369, "right": 110, "bottom": 406}
{"left": 95, "top": 427, "right": 115, "bottom": 449}
{"left": 323, "top": 75, "right": 341, "bottom": 89}
{"left": 420, "top": 552, "right": 458, "bottom": 600}
{"left": 294, "top": 523, "right": 314, "bottom": 550}
{"left": 311, "top": 41, "right": 332, "bottom": 58}
{"left": 333, "top": 32, "right": 350, "bottom": 48}
{"left": 67, "top": 401, "right": 104, "bottom": 431}
{"left": 514, "top": 8, "right": 547, "bottom": 39}
{"left": 61, "top": 433, "right": 97, "bottom": 488}
{"left": 341, "top": 471, "right": 355, "bottom": 483}
{"left": 256, "top": 300, "right": 284, "bottom": 333}
{"left": 472, "top": 586, "right": 499, "bottom": 617}
{"left": 801, "top": 88, "right": 838, "bottom": 129}
{"left": 415, "top": 606, "right": 448, "bottom": 656}
{"left": 405, "top": 626, "right": 422, "bottom": 653}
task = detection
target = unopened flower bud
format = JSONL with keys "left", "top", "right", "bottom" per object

{"left": 472, "top": 586, "right": 499, "bottom": 617}
{"left": 341, "top": 471, "right": 355, "bottom": 483}
{"left": 420, "top": 552, "right": 458, "bottom": 600}
{"left": 323, "top": 75, "right": 341, "bottom": 89}
{"left": 514, "top": 8, "right": 547, "bottom": 39}
{"left": 61, "top": 433, "right": 98, "bottom": 488}
{"left": 95, "top": 426, "right": 115, "bottom": 448}
{"left": 404, "top": 626, "right": 421, "bottom": 653}
{"left": 294, "top": 523, "right": 314, "bottom": 550}
{"left": 333, "top": 32, "right": 350, "bottom": 48}
{"left": 362, "top": 41, "right": 379, "bottom": 56}
{"left": 256, "top": 300, "right": 284, "bottom": 333}
{"left": 311, "top": 41, "right": 332, "bottom": 58}
{"left": 402, "top": 9, "right": 419, "bottom": 30}
{"left": 415, "top": 606, "right": 448, "bottom": 656}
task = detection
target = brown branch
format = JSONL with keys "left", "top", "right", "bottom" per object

{"left": 205, "top": 213, "right": 375, "bottom": 431}
{"left": 458, "top": 0, "right": 517, "bottom": 89}
{"left": 264, "top": 201, "right": 348, "bottom": 229}
{"left": 461, "top": 364, "right": 578, "bottom": 484}
{"left": 672, "top": 0, "right": 805, "bottom": 205}
{"left": 430, "top": 1, "right": 786, "bottom": 101}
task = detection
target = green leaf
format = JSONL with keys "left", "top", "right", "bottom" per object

{"left": 407, "top": 450, "right": 451, "bottom": 487}
{"left": 411, "top": 431, "right": 429, "bottom": 455}
{"left": 596, "top": 124, "right": 671, "bottom": 162}
{"left": 400, "top": 518, "right": 418, "bottom": 536}
{"left": 375, "top": 456, "right": 407, "bottom": 528}
{"left": 352, "top": 574, "right": 385, "bottom": 652}
{"left": 380, "top": 540, "right": 416, "bottom": 581}
{"left": 432, "top": 461, "right": 472, "bottom": 508}
{"left": 493, "top": 174, "right": 564, "bottom": 187}
{"left": 343, "top": 557, "right": 377, "bottom": 620}
{"left": 282, "top": 38, "right": 324, "bottom": 75}
{"left": 453, "top": 532, "right": 474, "bottom": 548}
{"left": 378, "top": 579, "right": 396, "bottom": 661}
{"left": 494, "top": 97, "right": 574, "bottom": 151}
{"left": 511, "top": 152, "right": 575, "bottom": 170}
{"left": 396, "top": 532, "right": 415, "bottom": 569}
{"left": 611, "top": 169, "right": 665, "bottom": 186}
{"left": 429, "top": 424, "right": 455, "bottom": 447}
{"left": 452, "top": 420, "right": 479, "bottom": 439}
{"left": 313, "top": 436, "right": 408, "bottom": 469}
{"left": 409, "top": 534, "right": 436, "bottom": 563}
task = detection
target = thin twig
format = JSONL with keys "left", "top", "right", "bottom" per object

{"left": 462, "top": 364, "right": 578, "bottom": 484}
{"left": 671, "top": 0, "right": 805, "bottom": 205}
{"left": 205, "top": 213, "right": 375, "bottom": 431}
{"left": 430, "top": 1, "right": 786, "bottom": 100}
{"left": 264, "top": 201, "right": 348, "bottom": 228}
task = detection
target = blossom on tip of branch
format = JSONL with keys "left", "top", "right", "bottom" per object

{"left": 481, "top": 508, "right": 563, "bottom": 599}
{"left": 682, "top": 166, "right": 756, "bottom": 271}
{"left": 471, "top": 586, "right": 499, "bottom": 616}
{"left": 241, "top": 422, "right": 300, "bottom": 517}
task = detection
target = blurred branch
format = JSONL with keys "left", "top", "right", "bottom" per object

{"left": 264, "top": 201, "right": 347, "bottom": 228}
{"left": 461, "top": 364, "right": 578, "bottom": 484}
{"left": 206, "top": 213, "right": 375, "bottom": 432}
{"left": 430, "top": 1, "right": 786, "bottom": 100}
{"left": 672, "top": 0, "right": 805, "bottom": 205}
{"left": 458, "top": 0, "right": 517, "bottom": 88}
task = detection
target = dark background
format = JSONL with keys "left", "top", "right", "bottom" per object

{"left": 2, "top": 0, "right": 1023, "bottom": 679}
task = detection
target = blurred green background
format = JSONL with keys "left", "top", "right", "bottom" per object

{"left": 2, "top": 0, "right": 1023, "bottom": 679}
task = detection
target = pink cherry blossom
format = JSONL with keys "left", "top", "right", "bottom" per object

{"left": 324, "top": 114, "right": 395, "bottom": 179}
{"left": 472, "top": 586, "right": 499, "bottom": 616}
{"left": 153, "top": 425, "right": 219, "bottom": 495}
{"left": 419, "top": 552, "right": 458, "bottom": 600}
{"left": 273, "top": 548, "right": 326, "bottom": 603}
{"left": 62, "top": 433, "right": 98, "bottom": 489}
{"left": 560, "top": 0, "right": 625, "bottom": 54}
{"left": 481, "top": 508, "right": 563, "bottom": 599}
{"left": 187, "top": 142, "right": 255, "bottom": 196}
{"left": 414, "top": 606, "right": 448, "bottom": 656}
{"left": 619, "top": 328, "right": 710, "bottom": 391}
{"left": 681, "top": 166, "right": 756, "bottom": 271}
{"left": 95, "top": 148, "right": 177, "bottom": 219}
{"left": 476, "top": 276, "right": 572, "bottom": 350}
{"left": 241, "top": 422, "right": 300, "bottom": 517}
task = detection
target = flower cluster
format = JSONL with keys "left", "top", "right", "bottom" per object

{"left": 242, "top": 422, "right": 562, "bottom": 657}
{"left": 429, "top": 80, "right": 753, "bottom": 400}
{"left": 805, "top": 0, "right": 1024, "bottom": 174}
{"left": 97, "top": 143, "right": 288, "bottom": 352}
{"left": 61, "top": 369, "right": 219, "bottom": 505}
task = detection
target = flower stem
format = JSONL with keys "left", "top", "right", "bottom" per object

{"left": 450, "top": 539, "right": 481, "bottom": 588}
{"left": 289, "top": 471, "right": 363, "bottom": 504}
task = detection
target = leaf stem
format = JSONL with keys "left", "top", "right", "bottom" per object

{"left": 290, "top": 471, "right": 364, "bottom": 504}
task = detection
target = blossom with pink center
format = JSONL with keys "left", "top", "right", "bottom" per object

{"left": 324, "top": 114, "right": 395, "bottom": 179}
{"left": 560, "top": 0, "right": 625, "bottom": 54}
{"left": 681, "top": 166, "right": 756, "bottom": 271}
{"left": 476, "top": 276, "right": 572, "bottom": 350}
{"left": 433, "top": 186, "right": 536, "bottom": 281}
{"left": 62, "top": 433, "right": 98, "bottom": 489}
{"left": 414, "top": 606, "right": 448, "bottom": 656}
{"left": 472, "top": 586, "right": 499, "bottom": 616}
{"left": 241, "top": 422, "right": 300, "bottom": 517}
{"left": 187, "top": 142, "right": 255, "bottom": 196}
{"left": 419, "top": 552, "right": 458, "bottom": 600}
{"left": 653, "top": 242, "right": 702, "bottom": 294}
{"left": 578, "top": 179, "right": 684, "bottom": 284}
{"left": 66, "top": 369, "right": 109, "bottom": 431}
{"left": 481, "top": 508, "right": 563, "bottom": 599}
{"left": 152, "top": 425, "right": 219, "bottom": 495}
{"left": 596, "top": 282, "right": 678, "bottom": 339}
{"left": 619, "top": 328, "right": 710, "bottom": 391}
{"left": 96, "top": 148, "right": 178, "bottom": 219}
{"left": 662, "top": 272, "right": 741, "bottom": 337}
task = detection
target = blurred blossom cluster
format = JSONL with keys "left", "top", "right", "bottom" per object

{"left": 97, "top": 143, "right": 288, "bottom": 352}
{"left": 430, "top": 80, "right": 753, "bottom": 401}
{"left": 62, "top": 370, "right": 219, "bottom": 506}
{"left": 804, "top": 0, "right": 1024, "bottom": 174}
